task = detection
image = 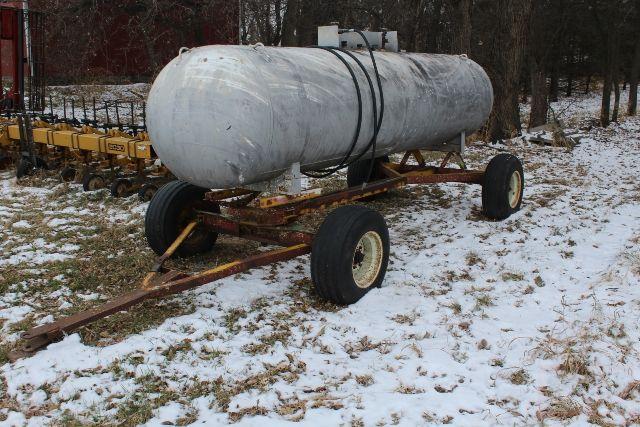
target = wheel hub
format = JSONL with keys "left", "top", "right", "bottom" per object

{"left": 508, "top": 170, "right": 522, "bottom": 208}
{"left": 352, "top": 231, "right": 384, "bottom": 289}
{"left": 89, "top": 177, "right": 105, "bottom": 191}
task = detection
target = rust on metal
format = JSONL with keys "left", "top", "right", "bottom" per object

{"left": 14, "top": 244, "right": 311, "bottom": 358}
{"left": 259, "top": 188, "right": 323, "bottom": 208}
{"left": 200, "top": 212, "right": 314, "bottom": 246}
{"left": 152, "top": 220, "right": 198, "bottom": 272}
{"left": 398, "top": 150, "right": 426, "bottom": 170}
{"left": 405, "top": 169, "right": 483, "bottom": 184}
{"left": 204, "top": 188, "right": 257, "bottom": 201}
{"left": 439, "top": 152, "right": 454, "bottom": 169}
{"left": 297, "top": 177, "right": 406, "bottom": 214}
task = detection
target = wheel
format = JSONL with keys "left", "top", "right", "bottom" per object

{"left": 0, "top": 155, "right": 12, "bottom": 170}
{"left": 482, "top": 154, "right": 524, "bottom": 220}
{"left": 138, "top": 183, "right": 159, "bottom": 202}
{"left": 82, "top": 173, "right": 106, "bottom": 191}
{"left": 311, "top": 205, "right": 390, "bottom": 305}
{"left": 145, "top": 180, "right": 218, "bottom": 257}
{"left": 59, "top": 166, "right": 77, "bottom": 182}
{"left": 110, "top": 178, "right": 132, "bottom": 197}
{"left": 347, "top": 156, "right": 390, "bottom": 187}
{"left": 16, "top": 156, "right": 48, "bottom": 179}
{"left": 16, "top": 158, "right": 33, "bottom": 179}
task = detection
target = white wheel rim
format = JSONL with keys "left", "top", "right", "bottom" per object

{"left": 352, "top": 231, "right": 384, "bottom": 289}
{"left": 508, "top": 170, "right": 522, "bottom": 208}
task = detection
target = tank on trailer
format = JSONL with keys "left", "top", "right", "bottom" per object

{"left": 147, "top": 26, "right": 493, "bottom": 190}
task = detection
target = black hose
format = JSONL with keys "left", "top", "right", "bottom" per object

{"left": 303, "top": 46, "right": 364, "bottom": 178}
{"left": 352, "top": 29, "right": 385, "bottom": 183}
{"left": 303, "top": 29, "right": 385, "bottom": 181}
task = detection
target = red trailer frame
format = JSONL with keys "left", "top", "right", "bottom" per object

{"left": 0, "top": 5, "right": 45, "bottom": 113}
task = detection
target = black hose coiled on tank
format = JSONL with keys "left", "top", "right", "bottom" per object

{"left": 303, "top": 29, "right": 385, "bottom": 182}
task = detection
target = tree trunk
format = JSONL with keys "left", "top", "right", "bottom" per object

{"left": 484, "top": 0, "right": 533, "bottom": 141}
{"left": 585, "top": 75, "right": 591, "bottom": 94}
{"left": 612, "top": 80, "right": 620, "bottom": 122}
{"left": 597, "top": 2, "right": 623, "bottom": 127}
{"left": 628, "top": 34, "right": 640, "bottom": 115}
{"left": 281, "top": 0, "right": 298, "bottom": 46}
{"left": 452, "top": 0, "right": 472, "bottom": 54}
{"left": 529, "top": 58, "right": 548, "bottom": 129}
{"left": 549, "top": 67, "right": 559, "bottom": 102}
{"left": 601, "top": 78, "right": 612, "bottom": 127}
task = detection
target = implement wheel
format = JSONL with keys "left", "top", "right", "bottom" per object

{"left": 311, "top": 205, "right": 390, "bottom": 305}
{"left": 60, "top": 167, "right": 77, "bottom": 182}
{"left": 110, "top": 178, "right": 132, "bottom": 198}
{"left": 482, "top": 154, "right": 524, "bottom": 220}
{"left": 0, "top": 154, "right": 12, "bottom": 170}
{"left": 82, "top": 173, "right": 106, "bottom": 191}
{"left": 145, "top": 180, "right": 219, "bottom": 257}
{"left": 16, "top": 156, "right": 48, "bottom": 179}
{"left": 347, "top": 156, "right": 390, "bottom": 187}
{"left": 138, "top": 183, "right": 159, "bottom": 202}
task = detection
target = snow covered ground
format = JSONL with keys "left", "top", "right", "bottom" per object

{"left": 1, "top": 89, "right": 639, "bottom": 426}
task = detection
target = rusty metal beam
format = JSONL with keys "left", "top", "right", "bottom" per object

{"left": 12, "top": 244, "right": 310, "bottom": 359}
{"left": 405, "top": 169, "right": 483, "bottom": 184}
{"left": 296, "top": 177, "right": 406, "bottom": 213}
{"left": 200, "top": 212, "right": 314, "bottom": 246}
{"left": 225, "top": 177, "right": 407, "bottom": 226}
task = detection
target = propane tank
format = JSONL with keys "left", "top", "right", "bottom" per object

{"left": 147, "top": 44, "right": 493, "bottom": 190}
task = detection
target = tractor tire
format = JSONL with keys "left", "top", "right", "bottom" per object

{"left": 145, "top": 180, "right": 218, "bottom": 257}
{"left": 82, "top": 173, "right": 106, "bottom": 192}
{"left": 110, "top": 178, "right": 132, "bottom": 198}
{"left": 482, "top": 154, "right": 524, "bottom": 220}
{"left": 347, "top": 156, "right": 390, "bottom": 188}
{"left": 311, "top": 205, "right": 390, "bottom": 305}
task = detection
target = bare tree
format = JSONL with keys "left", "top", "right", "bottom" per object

{"left": 628, "top": 0, "right": 640, "bottom": 116}
{"left": 478, "top": 0, "right": 533, "bottom": 141}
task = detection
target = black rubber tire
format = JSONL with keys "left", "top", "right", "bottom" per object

{"left": 145, "top": 180, "right": 218, "bottom": 257}
{"left": 60, "top": 167, "right": 77, "bottom": 182}
{"left": 0, "top": 155, "right": 12, "bottom": 170}
{"left": 311, "top": 205, "right": 390, "bottom": 305}
{"left": 138, "top": 183, "right": 159, "bottom": 202}
{"left": 482, "top": 154, "right": 524, "bottom": 220}
{"left": 347, "top": 156, "right": 390, "bottom": 187}
{"left": 110, "top": 178, "right": 132, "bottom": 197}
{"left": 82, "top": 173, "right": 106, "bottom": 192}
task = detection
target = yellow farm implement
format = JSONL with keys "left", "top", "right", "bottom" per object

{"left": 0, "top": 116, "right": 173, "bottom": 200}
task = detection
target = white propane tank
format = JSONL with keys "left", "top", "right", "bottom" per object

{"left": 147, "top": 45, "right": 493, "bottom": 189}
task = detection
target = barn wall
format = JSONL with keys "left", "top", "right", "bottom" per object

{"left": 33, "top": 0, "right": 239, "bottom": 83}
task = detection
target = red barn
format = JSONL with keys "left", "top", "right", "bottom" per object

{"left": 0, "top": 1, "right": 24, "bottom": 80}
{"left": 37, "top": 0, "right": 240, "bottom": 82}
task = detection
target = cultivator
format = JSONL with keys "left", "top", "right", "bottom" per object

{"left": 0, "top": 99, "right": 174, "bottom": 200}
{"left": 9, "top": 150, "right": 525, "bottom": 361}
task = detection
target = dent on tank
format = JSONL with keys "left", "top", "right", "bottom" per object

{"left": 147, "top": 28, "right": 493, "bottom": 190}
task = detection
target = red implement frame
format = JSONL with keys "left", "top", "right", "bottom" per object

{"left": 10, "top": 153, "right": 484, "bottom": 360}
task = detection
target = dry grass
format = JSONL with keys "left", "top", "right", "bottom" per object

{"left": 536, "top": 398, "right": 582, "bottom": 422}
